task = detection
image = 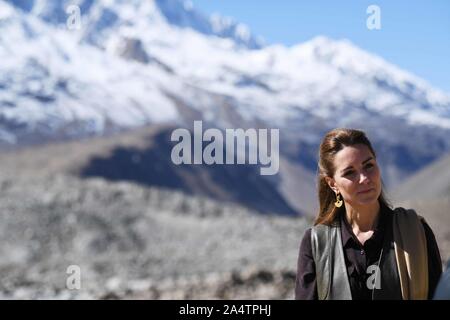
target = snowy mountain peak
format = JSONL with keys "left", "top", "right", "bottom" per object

{"left": 4, "top": 0, "right": 264, "bottom": 49}
{"left": 290, "top": 36, "right": 450, "bottom": 109}
{"left": 153, "top": 0, "right": 264, "bottom": 48}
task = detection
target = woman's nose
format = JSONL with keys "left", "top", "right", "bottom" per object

{"left": 359, "top": 173, "right": 370, "bottom": 184}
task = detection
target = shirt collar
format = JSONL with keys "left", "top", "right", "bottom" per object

{"left": 340, "top": 201, "right": 388, "bottom": 248}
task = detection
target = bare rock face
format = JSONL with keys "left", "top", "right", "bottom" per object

{"left": 115, "top": 37, "right": 150, "bottom": 64}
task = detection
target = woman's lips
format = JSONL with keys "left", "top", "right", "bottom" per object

{"left": 358, "top": 188, "right": 374, "bottom": 194}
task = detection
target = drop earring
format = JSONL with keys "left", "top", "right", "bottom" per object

{"left": 335, "top": 193, "right": 343, "bottom": 208}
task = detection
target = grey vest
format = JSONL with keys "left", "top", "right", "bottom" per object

{"left": 311, "top": 214, "right": 403, "bottom": 300}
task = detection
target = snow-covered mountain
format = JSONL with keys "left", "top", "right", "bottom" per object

{"left": 6, "top": 0, "right": 264, "bottom": 48}
{"left": 1, "top": 0, "right": 450, "bottom": 190}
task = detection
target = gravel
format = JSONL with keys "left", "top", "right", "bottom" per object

{"left": 0, "top": 174, "right": 309, "bottom": 299}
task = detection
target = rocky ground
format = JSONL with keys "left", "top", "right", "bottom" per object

{"left": 0, "top": 173, "right": 310, "bottom": 299}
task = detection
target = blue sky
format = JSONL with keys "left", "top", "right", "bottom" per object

{"left": 192, "top": 0, "right": 450, "bottom": 93}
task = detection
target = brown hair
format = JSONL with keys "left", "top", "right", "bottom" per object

{"left": 315, "top": 128, "right": 390, "bottom": 226}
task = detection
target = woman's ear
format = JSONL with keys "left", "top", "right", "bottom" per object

{"left": 325, "top": 176, "right": 339, "bottom": 194}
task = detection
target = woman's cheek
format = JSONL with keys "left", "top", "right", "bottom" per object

{"left": 373, "top": 166, "right": 381, "bottom": 180}
{"left": 342, "top": 181, "right": 355, "bottom": 197}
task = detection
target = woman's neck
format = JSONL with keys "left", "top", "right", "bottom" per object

{"left": 344, "top": 200, "right": 380, "bottom": 234}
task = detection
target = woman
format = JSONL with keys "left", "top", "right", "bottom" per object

{"left": 295, "top": 128, "right": 443, "bottom": 300}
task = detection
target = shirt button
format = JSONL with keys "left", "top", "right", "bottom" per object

{"left": 360, "top": 249, "right": 365, "bottom": 255}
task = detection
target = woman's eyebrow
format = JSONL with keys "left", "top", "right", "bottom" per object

{"left": 362, "top": 156, "right": 374, "bottom": 164}
{"left": 341, "top": 157, "right": 374, "bottom": 173}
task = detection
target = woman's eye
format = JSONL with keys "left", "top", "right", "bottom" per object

{"left": 344, "top": 170, "right": 355, "bottom": 176}
{"left": 365, "top": 163, "right": 374, "bottom": 169}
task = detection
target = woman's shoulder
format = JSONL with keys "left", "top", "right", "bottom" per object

{"left": 392, "top": 206, "right": 423, "bottom": 221}
{"left": 391, "top": 206, "right": 438, "bottom": 241}
{"left": 302, "top": 223, "right": 332, "bottom": 241}
{"left": 301, "top": 227, "right": 312, "bottom": 243}
{"left": 392, "top": 206, "right": 428, "bottom": 224}
{"left": 300, "top": 223, "right": 334, "bottom": 254}
{"left": 299, "top": 227, "right": 313, "bottom": 253}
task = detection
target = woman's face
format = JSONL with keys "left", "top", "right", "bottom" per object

{"left": 326, "top": 144, "right": 382, "bottom": 207}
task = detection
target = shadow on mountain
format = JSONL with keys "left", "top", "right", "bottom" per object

{"left": 79, "top": 128, "right": 298, "bottom": 216}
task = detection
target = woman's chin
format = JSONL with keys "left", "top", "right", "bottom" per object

{"left": 355, "top": 194, "right": 379, "bottom": 206}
